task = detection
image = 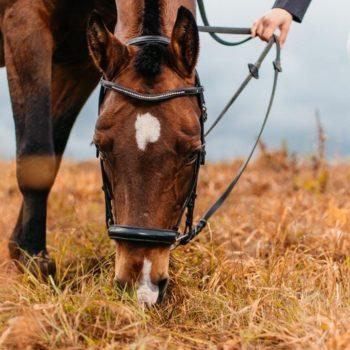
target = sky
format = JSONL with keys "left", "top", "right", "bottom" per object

{"left": 1, "top": 0, "right": 350, "bottom": 161}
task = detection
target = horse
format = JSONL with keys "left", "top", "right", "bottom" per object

{"left": 0, "top": 0, "right": 201, "bottom": 305}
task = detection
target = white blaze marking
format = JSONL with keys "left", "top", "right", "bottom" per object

{"left": 135, "top": 113, "right": 161, "bottom": 151}
{"left": 137, "top": 259, "right": 159, "bottom": 306}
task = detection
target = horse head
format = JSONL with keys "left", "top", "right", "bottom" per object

{"left": 87, "top": 6, "right": 201, "bottom": 305}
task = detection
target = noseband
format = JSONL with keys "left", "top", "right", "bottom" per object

{"left": 96, "top": 4, "right": 282, "bottom": 248}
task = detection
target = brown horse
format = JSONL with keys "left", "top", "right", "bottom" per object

{"left": 0, "top": 0, "right": 200, "bottom": 305}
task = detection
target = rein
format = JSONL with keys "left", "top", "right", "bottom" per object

{"left": 96, "top": 0, "right": 282, "bottom": 248}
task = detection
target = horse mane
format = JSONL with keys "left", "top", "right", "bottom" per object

{"left": 141, "top": 0, "right": 161, "bottom": 36}
{"left": 134, "top": 0, "right": 166, "bottom": 80}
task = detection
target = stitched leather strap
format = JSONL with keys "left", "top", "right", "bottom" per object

{"left": 100, "top": 79, "right": 204, "bottom": 102}
{"left": 126, "top": 35, "right": 170, "bottom": 46}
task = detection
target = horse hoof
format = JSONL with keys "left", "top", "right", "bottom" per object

{"left": 8, "top": 243, "right": 56, "bottom": 279}
{"left": 18, "top": 251, "right": 56, "bottom": 279}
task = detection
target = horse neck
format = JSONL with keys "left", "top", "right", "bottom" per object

{"left": 114, "top": 0, "right": 196, "bottom": 42}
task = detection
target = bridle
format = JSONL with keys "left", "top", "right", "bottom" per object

{"left": 97, "top": 35, "right": 206, "bottom": 246}
{"left": 96, "top": 0, "right": 282, "bottom": 248}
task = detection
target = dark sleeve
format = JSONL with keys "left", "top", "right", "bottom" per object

{"left": 273, "top": 0, "right": 312, "bottom": 23}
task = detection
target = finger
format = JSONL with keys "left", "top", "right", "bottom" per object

{"left": 251, "top": 22, "right": 259, "bottom": 37}
{"left": 256, "top": 22, "right": 265, "bottom": 40}
{"left": 261, "top": 27, "right": 275, "bottom": 42}
{"left": 279, "top": 24, "right": 291, "bottom": 46}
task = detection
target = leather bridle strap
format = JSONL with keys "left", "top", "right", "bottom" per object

{"left": 126, "top": 35, "right": 170, "bottom": 46}
{"left": 197, "top": 0, "right": 253, "bottom": 46}
{"left": 205, "top": 36, "right": 281, "bottom": 136}
{"left": 198, "top": 27, "right": 252, "bottom": 36}
{"left": 109, "top": 226, "right": 178, "bottom": 245}
{"left": 98, "top": 155, "right": 114, "bottom": 228}
{"left": 100, "top": 79, "right": 204, "bottom": 102}
{"left": 177, "top": 35, "right": 282, "bottom": 245}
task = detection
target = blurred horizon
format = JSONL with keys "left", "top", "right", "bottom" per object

{"left": 1, "top": 0, "right": 350, "bottom": 161}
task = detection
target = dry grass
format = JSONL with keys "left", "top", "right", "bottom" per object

{"left": 1, "top": 145, "right": 350, "bottom": 349}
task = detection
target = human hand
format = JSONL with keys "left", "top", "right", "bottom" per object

{"left": 251, "top": 8, "right": 293, "bottom": 46}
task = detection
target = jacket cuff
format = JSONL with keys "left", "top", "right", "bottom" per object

{"left": 273, "top": 0, "right": 311, "bottom": 23}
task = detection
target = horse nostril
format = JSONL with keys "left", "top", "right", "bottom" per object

{"left": 157, "top": 278, "right": 169, "bottom": 303}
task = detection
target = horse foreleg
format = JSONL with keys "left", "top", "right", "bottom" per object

{"left": 3, "top": 5, "right": 56, "bottom": 276}
{"left": 51, "top": 62, "right": 99, "bottom": 166}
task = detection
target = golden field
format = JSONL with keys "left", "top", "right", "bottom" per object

{"left": 1, "top": 143, "right": 350, "bottom": 349}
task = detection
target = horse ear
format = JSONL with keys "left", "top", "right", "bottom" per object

{"left": 169, "top": 6, "right": 199, "bottom": 77}
{"left": 87, "top": 11, "right": 129, "bottom": 77}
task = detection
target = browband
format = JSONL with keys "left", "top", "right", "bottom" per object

{"left": 100, "top": 79, "right": 204, "bottom": 102}
{"left": 126, "top": 35, "right": 171, "bottom": 47}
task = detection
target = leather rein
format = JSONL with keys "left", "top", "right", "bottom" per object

{"left": 96, "top": 0, "right": 282, "bottom": 248}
